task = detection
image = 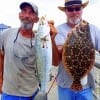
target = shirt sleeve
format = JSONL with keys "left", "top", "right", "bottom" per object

{"left": 0, "top": 32, "right": 4, "bottom": 51}
{"left": 55, "top": 25, "right": 67, "bottom": 46}
{"left": 55, "top": 33, "right": 65, "bottom": 46}
{"left": 89, "top": 24, "right": 100, "bottom": 51}
{"left": 0, "top": 29, "right": 9, "bottom": 52}
{"left": 95, "top": 27, "right": 100, "bottom": 51}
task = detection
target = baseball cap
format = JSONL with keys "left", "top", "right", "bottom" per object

{"left": 20, "top": 2, "right": 38, "bottom": 16}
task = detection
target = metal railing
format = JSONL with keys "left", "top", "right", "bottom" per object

{"left": 93, "top": 52, "right": 100, "bottom": 100}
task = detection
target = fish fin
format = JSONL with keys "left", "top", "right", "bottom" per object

{"left": 71, "top": 81, "right": 83, "bottom": 91}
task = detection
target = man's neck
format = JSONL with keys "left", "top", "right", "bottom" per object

{"left": 19, "top": 28, "right": 34, "bottom": 38}
{"left": 67, "top": 22, "right": 76, "bottom": 28}
{"left": 67, "top": 19, "right": 82, "bottom": 28}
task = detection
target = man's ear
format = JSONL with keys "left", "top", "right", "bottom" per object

{"left": 34, "top": 16, "right": 39, "bottom": 23}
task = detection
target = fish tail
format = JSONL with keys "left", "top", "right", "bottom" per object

{"left": 71, "top": 81, "right": 82, "bottom": 91}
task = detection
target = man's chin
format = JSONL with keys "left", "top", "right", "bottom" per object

{"left": 20, "top": 23, "right": 33, "bottom": 29}
{"left": 69, "top": 19, "right": 81, "bottom": 25}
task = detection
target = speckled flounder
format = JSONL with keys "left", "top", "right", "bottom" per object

{"left": 62, "top": 20, "right": 95, "bottom": 90}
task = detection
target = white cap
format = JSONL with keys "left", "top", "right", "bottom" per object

{"left": 20, "top": 2, "right": 38, "bottom": 16}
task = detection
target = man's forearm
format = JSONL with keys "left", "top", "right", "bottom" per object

{"left": 51, "top": 39, "right": 60, "bottom": 66}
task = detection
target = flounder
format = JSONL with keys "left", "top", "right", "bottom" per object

{"left": 62, "top": 20, "right": 95, "bottom": 90}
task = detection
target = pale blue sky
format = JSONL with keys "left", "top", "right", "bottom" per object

{"left": 0, "top": 0, "right": 100, "bottom": 28}
{"left": 89, "top": 0, "right": 99, "bottom": 4}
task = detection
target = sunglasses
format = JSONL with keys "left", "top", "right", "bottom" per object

{"left": 66, "top": 7, "right": 81, "bottom": 12}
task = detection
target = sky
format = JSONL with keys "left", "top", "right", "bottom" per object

{"left": 0, "top": 0, "right": 100, "bottom": 28}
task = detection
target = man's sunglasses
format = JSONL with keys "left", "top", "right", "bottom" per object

{"left": 66, "top": 7, "right": 81, "bottom": 12}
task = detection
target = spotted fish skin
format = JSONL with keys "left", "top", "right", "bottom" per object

{"left": 62, "top": 20, "right": 95, "bottom": 90}
{"left": 35, "top": 16, "right": 52, "bottom": 92}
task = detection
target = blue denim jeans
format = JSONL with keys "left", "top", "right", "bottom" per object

{"left": 1, "top": 89, "right": 39, "bottom": 100}
{"left": 58, "top": 86, "right": 94, "bottom": 100}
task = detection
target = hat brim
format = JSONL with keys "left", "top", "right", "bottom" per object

{"left": 58, "top": 1, "right": 89, "bottom": 12}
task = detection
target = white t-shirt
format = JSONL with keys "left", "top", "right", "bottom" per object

{"left": 55, "top": 22, "right": 100, "bottom": 89}
{"left": 0, "top": 28, "right": 39, "bottom": 96}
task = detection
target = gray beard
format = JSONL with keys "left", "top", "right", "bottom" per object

{"left": 20, "top": 22, "right": 33, "bottom": 29}
{"left": 69, "top": 18, "right": 81, "bottom": 25}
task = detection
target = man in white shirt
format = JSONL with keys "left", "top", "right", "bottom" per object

{"left": 51, "top": 0, "right": 100, "bottom": 100}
